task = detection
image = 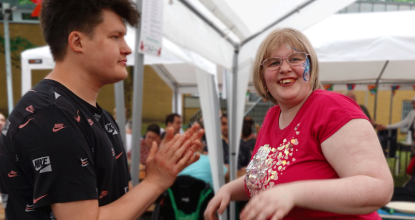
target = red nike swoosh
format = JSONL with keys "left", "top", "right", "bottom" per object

{"left": 52, "top": 126, "right": 66, "bottom": 132}
{"left": 8, "top": 173, "right": 17, "bottom": 178}
{"left": 19, "top": 118, "right": 34, "bottom": 129}
{"left": 115, "top": 152, "right": 123, "bottom": 159}
{"left": 74, "top": 115, "right": 80, "bottom": 122}
{"left": 33, "top": 194, "right": 48, "bottom": 204}
{"left": 99, "top": 191, "right": 108, "bottom": 199}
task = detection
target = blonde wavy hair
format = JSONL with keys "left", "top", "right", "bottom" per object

{"left": 253, "top": 28, "right": 321, "bottom": 105}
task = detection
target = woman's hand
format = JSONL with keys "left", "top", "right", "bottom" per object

{"left": 204, "top": 186, "right": 232, "bottom": 220}
{"left": 240, "top": 184, "right": 295, "bottom": 220}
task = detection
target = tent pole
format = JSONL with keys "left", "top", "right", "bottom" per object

{"left": 130, "top": 0, "right": 144, "bottom": 187}
{"left": 228, "top": 46, "right": 240, "bottom": 220}
{"left": 386, "top": 88, "right": 394, "bottom": 160}
{"left": 173, "top": 83, "right": 178, "bottom": 113}
{"left": 3, "top": 9, "right": 14, "bottom": 114}
{"left": 373, "top": 60, "right": 389, "bottom": 121}
{"left": 114, "top": 81, "right": 127, "bottom": 150}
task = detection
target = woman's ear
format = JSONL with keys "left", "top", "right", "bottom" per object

{"left": 68, "top": 31, "right": 84, "bottom": 53}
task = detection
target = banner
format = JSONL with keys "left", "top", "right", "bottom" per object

{"left": 347, "top": 84, "right": 356, "bottom": 91}
{"left": 368, "top": 85, "right": 378, "bottom": 95}
{"left": 391, "top": 85, "right": 400, "bottom": 96}
{"left": 323, "top": 84, "right": 333, "bottom": 91}
{"left": 139, "top": 0, "right": 164, "bottom": 57}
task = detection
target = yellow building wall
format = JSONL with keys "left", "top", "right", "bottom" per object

{"left": 136, "top": 65, "right": 173, "bottom": 123}
{"left": 0, "top": 23, "right": 46, "bottom": 114}
{"left": 336, "top": 90, "right": 415, "bottom": 140}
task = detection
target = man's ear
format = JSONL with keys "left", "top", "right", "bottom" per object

{"left": 68, "top": 31, "right": 85, "bottom": 53}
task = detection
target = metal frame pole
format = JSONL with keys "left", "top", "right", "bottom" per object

{"left": 130, "top": 0, "right": 144, "bottom": 186}
{"left": 373, "top": 60, "right": 389, "bottom": 121}
{"left": 228, "top": 47, "right": 239, "bottom": 220}
{"left": 4, "top": 10, "right": 14, "bottom": 114}
{"left": 114, "top": 81, "right": 127, "bottom": 149}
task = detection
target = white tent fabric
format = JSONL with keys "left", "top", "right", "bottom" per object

{"left": 304, "top": 11, "right": 415, "bottom": 84}
{"left": 195, "top": 67, "right": 227, "bottom": 219}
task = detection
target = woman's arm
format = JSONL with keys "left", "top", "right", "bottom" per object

{"left": 240, "top": 119, "right": 393, "bottom": 220}
{"left": 205, "top": 176, "right": 250, "bottom": 220}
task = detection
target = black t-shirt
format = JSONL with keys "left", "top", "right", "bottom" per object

{"left": 0, "top": 80, "right": 131, "bottom": 220}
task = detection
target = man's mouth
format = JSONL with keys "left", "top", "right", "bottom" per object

{"left": 118, "top": 60, "right": 127, "bottom": 66}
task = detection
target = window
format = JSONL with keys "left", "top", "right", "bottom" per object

{"left": 361, "top": 3, "right": 374, "bottom": 12}
{"left": 374, "top": 3, "right": 387, "bottom": 12}
{"left": 21, "top": 12, "right": 38, "bottom": 21}
{"left": 402, "top": 101, "right": 413, "bottom": 120}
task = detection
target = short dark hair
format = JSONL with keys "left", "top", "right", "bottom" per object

{"left": 146, "top": 124, "right": 161, "bottom": 136}
{"left": 165, "top": 113, "right": 181, "bottom": 126}
{"left": 242, "top": 120, "right": 253, "bottom": 138}
{"left": 220, "top": 113, "right": 227, "bottom": 120}
{"left": 40, "top": 0, "right": 140, "bottom": 61}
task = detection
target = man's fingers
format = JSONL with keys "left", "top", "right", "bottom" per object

{"left": 184, "top": 152, "right": 200, "bottom": 167}
{"left": 166, "top": 134, "right": 188, "bottom": 158}
{"left": 176, "top": 149, "right": 198, "bottom": 172}
{"left": 161, "top": 127, "right": 175, "bottom": 147}
{"left": 190, "top": 128, "right": 204, "bottom": 143}
{"left": 186, "top": 123, "right": 200, "bottom": 137}
{"left": 146, "top": 141, "right": 158, "bottom": 165}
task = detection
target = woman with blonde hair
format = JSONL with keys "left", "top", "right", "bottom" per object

{"left": 204, "top": 28, "right": 393, "bottom": 220}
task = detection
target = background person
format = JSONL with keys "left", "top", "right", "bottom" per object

{"left": 205, "top": 28, "right": 393, "bottom": 220}
{"left": 161, "top": 113, "right": 182, "bottom": 139}
{"left": 345, "top": 91, "right": 377, "bottom": 127}
{"left": 377, "top": 96, "right": 415, "bottom": 142}
{"left": 0, "top": 1, "right": 203, "bottom": 219}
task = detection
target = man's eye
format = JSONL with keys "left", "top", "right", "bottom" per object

{"left": 112, "top": 36, "right": 119, "bottom": 39}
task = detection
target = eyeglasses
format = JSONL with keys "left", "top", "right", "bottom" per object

{"left": 261, "top": 52, "right": 309, "bottom": 71}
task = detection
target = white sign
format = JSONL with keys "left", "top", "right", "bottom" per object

{"left": 139, "top": 0, "right": 164, "bottom": 57}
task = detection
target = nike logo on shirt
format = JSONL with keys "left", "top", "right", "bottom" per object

{"left": 19, "top": 118, "right": 34, "bottom": 129}
{"left": 115, "top": 152, "right": 123, "bottom": 159}
{"left": 33, "top": 194, "right": 48, "bottom": 204}
{"left": 52, "top": 124, "right": 66, "bottom": 132}
{"left": 8, "top": 170, "right": 17, "bottom": 177}
{"left": 74, "top": 110, "right": 80, "bottom": 122}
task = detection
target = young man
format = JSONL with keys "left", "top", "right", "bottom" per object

{"left": 0, "top": 1, "right": 203, "bottom": 219}
{"left": 161, "top": 113, "right": 182, "bottom": 139}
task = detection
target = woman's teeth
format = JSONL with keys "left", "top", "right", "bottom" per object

{"left": 279, "top": 79, "right": 294, "bottom": 84}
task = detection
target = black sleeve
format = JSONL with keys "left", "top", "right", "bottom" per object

{"left": 14, "top": 106, "right": 98, "bottom": 209}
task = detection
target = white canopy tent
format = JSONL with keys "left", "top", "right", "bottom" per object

{"left": 303, "top": 10, "right": 415, "bottom": 122}
{"left": 305, "top": 10, "right": 415, "bottom": 86}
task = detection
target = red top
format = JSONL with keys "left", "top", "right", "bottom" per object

{"left": 245, "top": 89, "right": 380, "bottom": 219}
{"left": 407, "top": 156, "right": 415, "bottom": 175}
